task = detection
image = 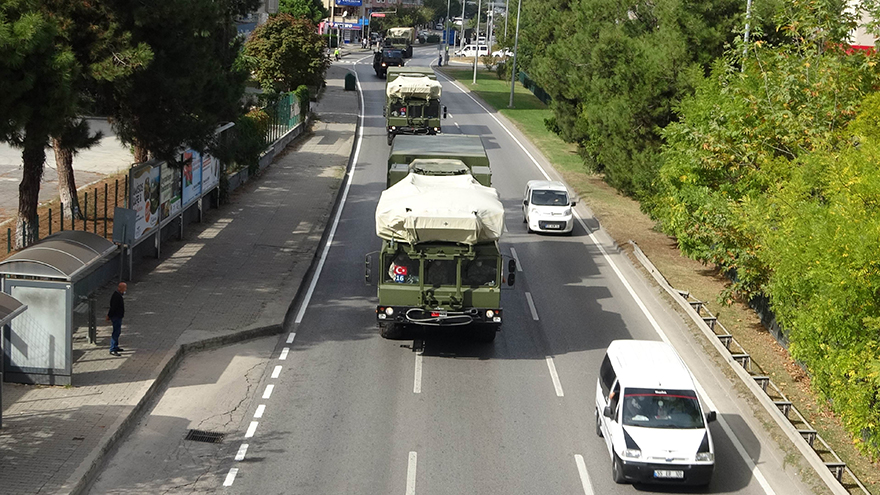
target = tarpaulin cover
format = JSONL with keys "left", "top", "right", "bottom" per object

{"left": 386, "top": 76, "right": 442, "bottom": 100}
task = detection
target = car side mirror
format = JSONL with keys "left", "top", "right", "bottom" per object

{"left": 706, "top": 411, "right": 717, "bottom": 423}
{"left": 570, "top": 201, "right": 576, "bottom": 207}
{"left": 603, "top": 405, "right": 613, "bottom": 419}
{"left": 507, "top": 272, "right": 515, "bottom": 286}
{"left": 522, "top": 199, "right": 528, "bottom": 206}
{"left": 508, "top": 259, "right": 516, "bottom": 273}
{"left": 365, "top": 252, "right": 378, "bottom": 286}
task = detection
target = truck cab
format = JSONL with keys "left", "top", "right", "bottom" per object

{"left": 373, "top": 49, "right": 405, "bottom": 78}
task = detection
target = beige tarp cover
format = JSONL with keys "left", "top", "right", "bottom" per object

{"left": 386, "top": 76, "right": 442, "bottom": 100}
{"left": 376, "top": 174, "right": 504, "bottom": 244}
{"left": 388, "top": 27, "right": 415, "bottom": 38}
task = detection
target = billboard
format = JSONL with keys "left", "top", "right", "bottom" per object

{"left": 201, "top": 152, "right": 219, "bottom": 193}
{"left": 181, "top": 149, "right": 203, "bottom": 207}
{"left": 159, "top": 161, "right": 182, "bottom": 221}
{"left": 335, "top": 0, "right": 362, "bottom": 5}
{"left": 129, "top": 161, "right": 161, "bottom": 241}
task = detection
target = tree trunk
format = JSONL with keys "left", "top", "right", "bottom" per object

{"left": 53, "top": 137, "right": 83, "bottom": 221}
{"left": 16, "top": 126, "right": 47, "bottom": 250}
{"left": 133, "top": 142, "right": 149, "bottom": 163}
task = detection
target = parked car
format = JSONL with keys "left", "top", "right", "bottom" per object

{"left": 435, "top": 23, "right": 444, "bottom": 30}
{"left": 454, "top": 44, "right": 489, "bottom": 58}
{"left": 492, "top": 48, "right": 513, "bottom": 58}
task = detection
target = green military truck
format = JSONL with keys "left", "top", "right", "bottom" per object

{"left": 385, "top": 27, "right": 415, "bottom": 57}
{"left": 386, "top": 134, "right": 490, "bottom": 186}
{"left": 367, "top": 137, "right": 514, "bottom": 342}
{"left": 384, "top": 68, "right": 445, "bottom": 145}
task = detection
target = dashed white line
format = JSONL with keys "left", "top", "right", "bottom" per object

{"left": 279, "top": 347, "right": 290, "bottom": 360}
{"left": 262, "top": 384, "right": 274, "bottom": 399}
{"left": 286, "top": 332, "right": 296, "bottom": 344}
{"left": 245, "top": 421, "right": 258, "bottom": 438}
{"left": 406, "top": 451, "right": 418, "bottom": 495}
{"left": 254, "top": 404, "right": 266, "bottom": 418}
{"left": 413, "top": 346, "right": 424, "bottom": 394}
{"left": 545, "top": 357, "right": 564, "bottom": 397}
{"left": 525, "top": 292, "right": 539, "bottom": 320}
{"left": 271, "top": 365, "right": 282, "bottom": 379}
{"left": 574, "top": 455, "right": 594, "bottom": 495}
{"left": 510, "top": 247, "right": 523, "bottom": 272}
{"left": 235, "top": 444, "right": 249, "bottom": 461}
{"left": 223, "top": 468, "right": 238, "bottom": 486}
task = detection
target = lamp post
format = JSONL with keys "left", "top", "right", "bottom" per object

{"left": 445, "top": 0, "right": 452, "bottom": 45}
{"left": 460, "top": 0, "right": 467, "bottom": 53}
{"left": 507, "top": 0, "right": 521, "bottom": 108}
{"left": 504, "top": 0, "right": 509, "bottom": 39}
{"left": 472, "top": 0, "right": 482, "bottom": 84}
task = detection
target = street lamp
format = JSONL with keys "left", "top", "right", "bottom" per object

{"left": 508, "top": 0, "right": 521, "bottom": 108}
{"left": 472, "top": 0, "right": 482, "bottom": 84}
{"left": 504, "top": 0, "right": 509, "bottom": 39}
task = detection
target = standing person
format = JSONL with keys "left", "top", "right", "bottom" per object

{"left": 106, "top": 282, "right": 127, "bottom": 356}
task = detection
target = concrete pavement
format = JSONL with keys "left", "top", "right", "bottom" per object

{"left": 0, "top": 63, "right": 359, "bottom": 495}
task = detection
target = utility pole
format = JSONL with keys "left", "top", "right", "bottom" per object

{"left": 473, "top": 0, "right": 482, "bottom": 84}
{"left": 460, "top": 0, "right": 467, "bottom": 53}
{"left": 488, "top": 1, "right": 494, "bottom": 52}
{"left": 504, "top": 0, "right": 509, "bottom": 39}
{"left": 445, "top": 0, "right": 452, "bottom": 45}
{"left": 508, "top": 0, "right": 521, "bottom": 108}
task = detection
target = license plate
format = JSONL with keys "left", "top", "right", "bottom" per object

{"left": 654, "top": 470, "right": 684, "bottom": 479}
{"left": 545, "top": 224, "right": 561, "bottom": 229}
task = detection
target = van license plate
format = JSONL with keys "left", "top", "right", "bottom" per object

{"left": 654, "top": 470, "right": 684, "bottom": 479}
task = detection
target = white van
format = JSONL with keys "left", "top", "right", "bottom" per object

{"left": 595, "top": 340, "right": 716, "bottom": 486}
{"left": 455, "top": 44, "right": 489, "bottom": 58}
{"left": 522, "top": 180, "right": 575, "bottom": 234}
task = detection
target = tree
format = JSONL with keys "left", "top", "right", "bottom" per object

{"left": 245, "top": 14, "right": 329, "bottom": 93}
{"left": 0, "top": 0, "right": 78, "bottom": 248}
{"left": 370, "top": 6, "right": 432, "bottom": 32}
{"left": 278, "top": 0, "right": 327, "bottom": 23}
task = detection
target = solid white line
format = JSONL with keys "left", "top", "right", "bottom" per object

{"left": 254, "top": 404, "right": 266, "bottom": 418}
{"left": 279, "top": 347, "right": 290, "bottom": 360}
{"left": 574, "top": 455, "right": 594, "bottom": 495}
{"left": 262, "top": 384, "right": 274, "bottom": 399}
{"left": 510, "top": 247, "right": 523, "bottom": 272}
{"left": 271, "top": 365, "right": 282, "bottom": 379}
{"left": 294, "top": 69, "right": 366, "bottom": 324}
{"left": 235, "top": 444, "right": 249, "bottom": 461}
{"left": 525, "top": 292, "right": 539, "bottom": 320}
{"left": 245, "top": 421, "right": 258, "bottom": 438}
{"left": 223, "top": 468, "right": 238, "bottom": 486}
{"left": 545, "top": 357, "right": 564, "bottom": 397}
{"left": 413, "top": 349, "right": 423, "bottom": 394}
{"left": 286, "top": 332, "right": 296, "bottom": 344}
{"left": 445, "top": 70, "right": 777, "bottom": 495}
{"left": 406, "top": 451, "right": 417, "bottom": 495}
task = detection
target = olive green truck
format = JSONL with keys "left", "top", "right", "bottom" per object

{"left": 384, "top": 67, "right": 445, "bottom": 145}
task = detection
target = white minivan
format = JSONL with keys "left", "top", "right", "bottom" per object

{"left": 455, "top": 44, "right": 489, "bottom": 58}
{"left": 522, "top": 180, "right": 575, "bottom": 234}
{"left": 595, "top": 340, "right": 716, "bottom": 486}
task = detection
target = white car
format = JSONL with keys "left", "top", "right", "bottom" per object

{"left": 455, "top": 44, "right": 489, "bottom": 57}
{"left": 522, "top": 180, "right": 575, "bottom": 234}
{"left": 492, "top": 48, "right": 513, "bottom": 58}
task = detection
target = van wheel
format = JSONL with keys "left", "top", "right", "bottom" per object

{"left": 380, "top": 322, "right": 401, "bottom": 339}
{"left": 595, "top": 409, "right": 603, "bottom": 437}
{"left": 612, "top": 453, "right": 627, "bottom": 484}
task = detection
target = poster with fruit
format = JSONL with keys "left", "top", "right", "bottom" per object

{"left": 129, "top": 161, "right": 161, "bottom": 241}
{"left": 160, "top": 161, "right": 182, "bottom": 221}
{"left": 181, "top": 149, "right": 202, "bottom": 207}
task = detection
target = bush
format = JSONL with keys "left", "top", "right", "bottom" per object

{"left": 480, "top": 55, "right": 496, "bottom": 71}
{"left": 234, "top": 108, "right": 270, "bottom": 174}
{"left": 320, "top": 33, "right": 339, "bottom": 48}
{"left": 495, "top": 60, "right": 511, "bottom": 81}
{"left": 294, "top": 85, "right": 310, "bottom": 119}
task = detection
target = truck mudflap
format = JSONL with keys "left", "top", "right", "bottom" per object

{"left": 376, "top": 306, "right": 501, "bottom": 326}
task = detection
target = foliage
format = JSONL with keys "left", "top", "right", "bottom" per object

{"left": 277, "top": 0, "right": 327, "bottom": 24}
{"left": 370, "top": 6, "right": 432, "bottom": 32}
{"left": 294, "top": 85, "right": 310, "bottom": 118}
{"left": 480, "top": 55, "right": 497, "bottom": 71}
{"left": 233, "top": 109, "right": 271, "bottom": 174}
{"left": 245, "top": 14, "right": 329, "bottom": 93}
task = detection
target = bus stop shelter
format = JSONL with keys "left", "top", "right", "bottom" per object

{"left": 0, "top": 231, "right": 117, "bottom": 386}
{"left": 0, "top": 292, "right": 26, "bottom": 427}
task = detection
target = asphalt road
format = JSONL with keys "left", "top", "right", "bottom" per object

{"left": 108, "top": 46, "right": 822, "bottom": 495}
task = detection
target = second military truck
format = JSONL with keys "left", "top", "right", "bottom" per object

{"left": 384, "top": 68, "right": 444, "bottom": 145}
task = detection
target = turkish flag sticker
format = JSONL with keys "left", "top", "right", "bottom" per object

{"left": 394, "top": 265, "right": 408, "bottom": 276}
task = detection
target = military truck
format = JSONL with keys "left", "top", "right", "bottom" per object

{"left": 384, "top": 68, "right": 444, "bottom": 145}
{"left": 373, "top": 48, "right": 405, "bottom": 78}
{"left": 369, "top": 173, "right": 515, "bottom": 342}
{"left": 385, "top": 27, "right": 415, "bottom": 57}
{"left": 386, "top": 134, "right": 490, "bottom": 187}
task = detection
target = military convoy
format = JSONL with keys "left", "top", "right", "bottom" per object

{"left": 384, "top": 27, "right": 416, "bottom": 58}
{"left": 383, "top": 67, "right": 445, "bottom": 145}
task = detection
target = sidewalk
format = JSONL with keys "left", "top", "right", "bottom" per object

{"left": 0, "top": 64, "right": 359, "bottom": 495}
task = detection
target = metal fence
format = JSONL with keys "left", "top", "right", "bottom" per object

{"left": 262, "top": 92, "right": 304, "bottom": 146}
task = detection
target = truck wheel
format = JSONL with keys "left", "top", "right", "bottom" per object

{"left": 380, "top": 322, "right": 401, "bottom": 339}
{"left": 475, "top": 325, "right": 497, "bottom": 343}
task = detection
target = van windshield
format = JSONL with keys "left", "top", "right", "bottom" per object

{"left": 622, "top": 388, "right": 704, "bottom": 429}
{"left": 531, "top": 190, "right": 569, "bottom": 206}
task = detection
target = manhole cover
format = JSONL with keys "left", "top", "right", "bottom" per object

{"left": 185, "top": 429, "right": 224, "bottom": 443}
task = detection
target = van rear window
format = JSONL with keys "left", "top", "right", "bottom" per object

{"left": 622, "top": 388, "right": 704, "bottom": 429}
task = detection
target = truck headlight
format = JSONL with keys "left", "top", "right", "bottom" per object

{"left": 485, "top": 310, "right": 494, "bottom": 318}
{"left": 385, "top": 307, "right": 394, "bottom": 316}
{"left": 695, "top": 452, "right": 714, "bottom": 462}
{"left": 622, "top": 449, "right": 641, "bottom": 459}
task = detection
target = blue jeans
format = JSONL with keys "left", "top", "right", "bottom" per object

{"left": 110, "top": 317, "right": 122, "bottom": 352}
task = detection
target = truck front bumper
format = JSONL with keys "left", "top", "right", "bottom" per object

{"left": 376, "top": 306, "right": 501, "bottom": 326}
{"left": 387, "top": 126, "right": 440, "bottom": 136}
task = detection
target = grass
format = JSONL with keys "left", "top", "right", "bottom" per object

{"left": 440, "top": 66, "right": 880, "bottom": 494}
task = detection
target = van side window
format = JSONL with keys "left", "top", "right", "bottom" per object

{"left": 599, "top": 355, "right": 616, "bottom": 398}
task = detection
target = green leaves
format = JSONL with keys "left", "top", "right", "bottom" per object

{"left": 245, "top": 14, "right": 328, "bottom": 93}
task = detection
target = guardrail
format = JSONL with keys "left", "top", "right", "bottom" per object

{"left": 629, "top": 240, "right": 869, "bottom": 495}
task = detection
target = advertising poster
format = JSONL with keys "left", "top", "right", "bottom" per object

{"left": 201, "top": 152, "right": 219, "bottom": 193}
{"left": 129, "top": 161, "right": 161, "bottom": 241}
{"left": 159, "top": 161, "right": 182, "bottom": 221}
{"left": 181, "top": 149, "right": 203, "bottom": 207}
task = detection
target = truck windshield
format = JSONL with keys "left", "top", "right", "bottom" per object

{"left": 462, "top": 257, "right": 497, "bottom": 287}
{"left": 424, "top": 259, "right": 456, "bottom": 286}
{"left": 385, "top": 252, "right": 419, "bottom": 284}
{"left": 531, "top": 190, "right": 569, "bottom": 206}
{"left": 622, "top": 388, "right": 705, "bottom": 429}
{"left": 424, "top": 100, "right": 440, "bottom": 118}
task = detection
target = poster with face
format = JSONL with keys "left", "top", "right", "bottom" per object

{"left": 160, "top": 161, "right": 182, "bottom": 221}
{"left": 182, "top": 149, "right": 202, "bottom": 207}
{"left": 201, "top": 152, "right": 219, "bottom": 193}
{"left": 129, "top": 161, "right": 161, "bottom": 241}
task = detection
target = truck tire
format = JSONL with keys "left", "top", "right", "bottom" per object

{"left": 380, "top": 322, "right": 401, "bottom": 339}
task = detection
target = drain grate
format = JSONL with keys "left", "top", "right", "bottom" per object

{"left": 185, "top": 429, "right": 225, "bottom": 443}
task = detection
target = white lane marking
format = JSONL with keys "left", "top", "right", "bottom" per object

{"left": 254, "top": 404, "right": 266, "bottom": 418}
{"left": 262, "top": 384, "right": 274, "bottom": 399}
{"left": 545, "top": 357, "right": 565, "bottom": 397}
{"left": 525, "top": 292, "right": 539, "bottom": 320}
{"left": 223, "top": 468, "right": 238, "bottom": 486}
{"left": 294, "top": 68, "right": 366, "bottom": 324}
{"left": 406, "top": 451, "right": 418, "bottom": 495}
{"left": 574, "top": 455, "right": 594, "bottom": 495}
{"left": 413, "top": 345, "right": 424, "bottom": 394}
{"left": 245, "top": 421, "right": 258, "bottom": 438}
{"left": 445, "top": 70, "right": 777, "bottom": 495}
{"left": 510, "top": 247, "right": 523, "bottom": 272}
{"left": 271, "top": 365, "right": 282, "bottom": 379}
{"left": 235, "top": 444, "right": 249, "bottom": 461}
{"left": 279, "top": 347, "right": 290, "bottom": 360}
{"left": 286, "top": 332, "right": 296, "bottom": 344}
{"left": 503, "top": 223, "right": 509, "bottom": 233}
